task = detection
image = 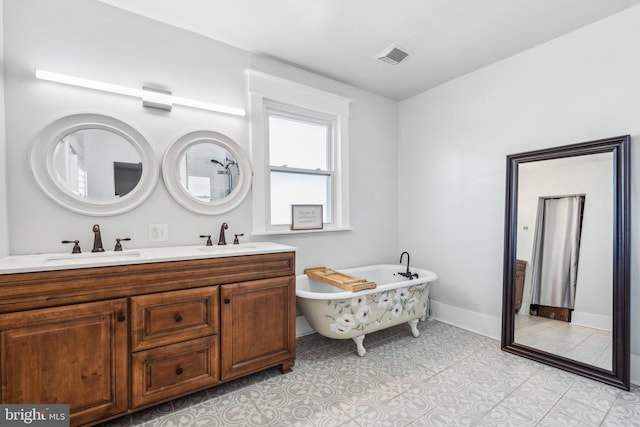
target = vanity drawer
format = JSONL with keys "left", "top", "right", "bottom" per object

{"left": 130, "top": 336, "right": 220, "bottom": 408}
{"left": 131, "top": 286, "right": 219, "bottom": 351}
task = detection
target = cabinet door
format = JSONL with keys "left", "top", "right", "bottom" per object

{"left": 220, "top": 277, "right": 295, "bottom": 380}
{"left": 0, "top": 299, "right": 128, "bottom": 427}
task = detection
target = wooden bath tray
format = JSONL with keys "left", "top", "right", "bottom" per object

{"left": 304, "top": 267, "right": 377, "bottom": 292}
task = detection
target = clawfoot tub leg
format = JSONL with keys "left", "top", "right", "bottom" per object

{"left": 409, "top": 319, "right": 420, "bottom": 338}
{"left": 353, "top": 335, "right": 366, "bottom": 356}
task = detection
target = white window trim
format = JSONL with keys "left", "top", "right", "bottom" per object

{"left": 246, "top": 69, "right": 352, "bottom": 235}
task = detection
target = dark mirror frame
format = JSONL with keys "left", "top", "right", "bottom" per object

{"left": 501, "top": 135, "right": 630, "bottom": 390}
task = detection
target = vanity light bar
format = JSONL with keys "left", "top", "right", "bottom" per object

{"left": 34, "top": 69, "right": 246, "bottom": 117}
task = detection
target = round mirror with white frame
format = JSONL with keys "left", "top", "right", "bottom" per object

{"left": 30, "top": 113, "right": 159, "bottom": 216}
{"left": 162, "top": 130, "right": 251, "bottom": 215}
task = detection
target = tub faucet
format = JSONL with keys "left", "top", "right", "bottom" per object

{"left": 217, "top": 222, "right": 228, "bottom": 245}
{"left": 92, "top": 224, "right": 105, "bottom": 252}
{"left": 398, "top": 251, "right": 419, "bottom": 279}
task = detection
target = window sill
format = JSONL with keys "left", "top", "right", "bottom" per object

{"left": 251, "top": 226, "right": 353, "bottom": 236}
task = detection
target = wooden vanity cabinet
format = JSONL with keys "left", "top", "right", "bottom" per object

{"left": 221, "top": 276, "right": 296, "bottom": 380}
{"left": 515, "top": 259, "right": 527, "bottom": 312}
{"left": 0, "top": 299, "right": 128, "bottom": 427}
{"left": 0, "top": 251, "right": 295, "bottom": 427}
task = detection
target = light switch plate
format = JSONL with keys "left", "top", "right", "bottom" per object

{"left": 148, "top": 224, "right": 169, "bottom": 242}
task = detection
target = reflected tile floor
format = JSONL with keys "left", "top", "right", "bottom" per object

{"left": 515, "top": 314, "right": 612, "bottom": 370}
{"left": 100, "top": 320, "right": 639, "bottom": 426}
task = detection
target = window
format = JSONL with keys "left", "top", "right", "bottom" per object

{"left": 267, "top": 106, "right": 333, "bottom": 225}
{"left": 247, "top": 70, "right": 351, "bottom": 234}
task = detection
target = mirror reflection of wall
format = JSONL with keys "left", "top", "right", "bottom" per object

{"left": 53, "top": 134, "right": 87, "bottom": 198}
{"left": 515, "top": 153, "right": 613, "bottom": 369}
{"left": 178, "top": 142, "right": 239, "bottom": 202}
{"left": 52, "top": 129, "right": 142, "bottom": 201}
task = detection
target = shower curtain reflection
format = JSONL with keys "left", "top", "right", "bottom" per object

{"left": 530, "top": 195, "right": 585, "bottom": 319}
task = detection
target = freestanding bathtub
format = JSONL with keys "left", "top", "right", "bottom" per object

{"left": 296, "top": 264, "right": 438, "bottom": 356}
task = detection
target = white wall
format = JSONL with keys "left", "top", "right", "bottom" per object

{"left": 399, "top": 5, "right": 640, "bottom": 379}
{"left": 0, "top": 0, "right": 8, "bottom": 257}
{"left": 2, "top": 0, "right": 399, "bottom": 271}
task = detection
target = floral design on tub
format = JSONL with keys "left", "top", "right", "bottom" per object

{"left": 327, "top": 284, "right": 428, "bottom": 335}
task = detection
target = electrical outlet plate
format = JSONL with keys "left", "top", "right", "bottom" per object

{"left": 148, "top": 224, "right": 169, "bottom": 242}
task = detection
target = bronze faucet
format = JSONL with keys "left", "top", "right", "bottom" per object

{"left": 217, "top": 222, "right": 228, "bottom": 245}
{"left": 61, "top": 240, "right": 81, "bottom": 253}
{"left": 200, "top": 235, "right": 213, "bottom": 246}
{"left": 92, "top": 224, "right": 105, "bottom": 252}
{"left": 398, "top": 251, "right": 419, "bottom": 279}
{"left": 114, "top": 238, "right": 131, "bottom": 251}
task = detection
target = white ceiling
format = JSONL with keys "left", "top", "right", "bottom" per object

{"left": 97, "top": 0, "right": 640, "bottom": 101}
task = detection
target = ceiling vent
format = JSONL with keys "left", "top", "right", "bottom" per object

{"left": 375, "top": 45, "right": 409, "bottom": 65}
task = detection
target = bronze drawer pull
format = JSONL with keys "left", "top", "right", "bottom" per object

{"left": 176, "top": 367, "right": 183, "bottom": 375}
{"left": 175, "top": 314, "right": 182, "bottom": 322}
{"left": 224, "top": 298, "right": 230, "bottom": 304}
{"left": 117, "top": 313, "right": 125, "bottom": 322}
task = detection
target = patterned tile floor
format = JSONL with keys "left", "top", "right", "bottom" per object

{"left": 100, "top": 320, "right": 639, "bottom": 426}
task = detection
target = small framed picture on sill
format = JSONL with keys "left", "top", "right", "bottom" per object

{"left": 291, "top": 204, "right": 323, "bottom": 230}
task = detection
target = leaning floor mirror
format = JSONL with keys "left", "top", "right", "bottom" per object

{"left": 501, "top": 135, "right": 630, "bottom": 390}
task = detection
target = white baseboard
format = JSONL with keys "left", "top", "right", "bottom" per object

{"left": 571, "top": 311, "right": 612, "bottom": 331}
{"left": 429, "top": 300, "right": 501, "bottom": 340}
{"left": 296, "top": 314, "right": 315, "bottom": 337}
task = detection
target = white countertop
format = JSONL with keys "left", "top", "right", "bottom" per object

{"left": 0, "top": 242, "right": 297, "bottom": 275}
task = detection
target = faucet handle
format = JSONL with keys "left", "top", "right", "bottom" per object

{"left": 114, "top": 238, "right": 131, "bottom": 251}
{"left": 199, "top": 235, "right": 213, "bottom": 246}
{"left": 233, "top": 233, "right": 244, "bottom": 245}
{"left": 62, "top": 240, "right": 81, "bottom": 254}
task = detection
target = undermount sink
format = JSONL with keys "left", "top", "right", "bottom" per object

{"left": 44, "top": 250, "right": 142, "bottom": 264}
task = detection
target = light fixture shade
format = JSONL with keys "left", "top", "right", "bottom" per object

{"left": 34, "top": 69, "right": 246, "bottom": 116}
{"left": 35, "top": 69, "right": 143, "bottom": 98}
